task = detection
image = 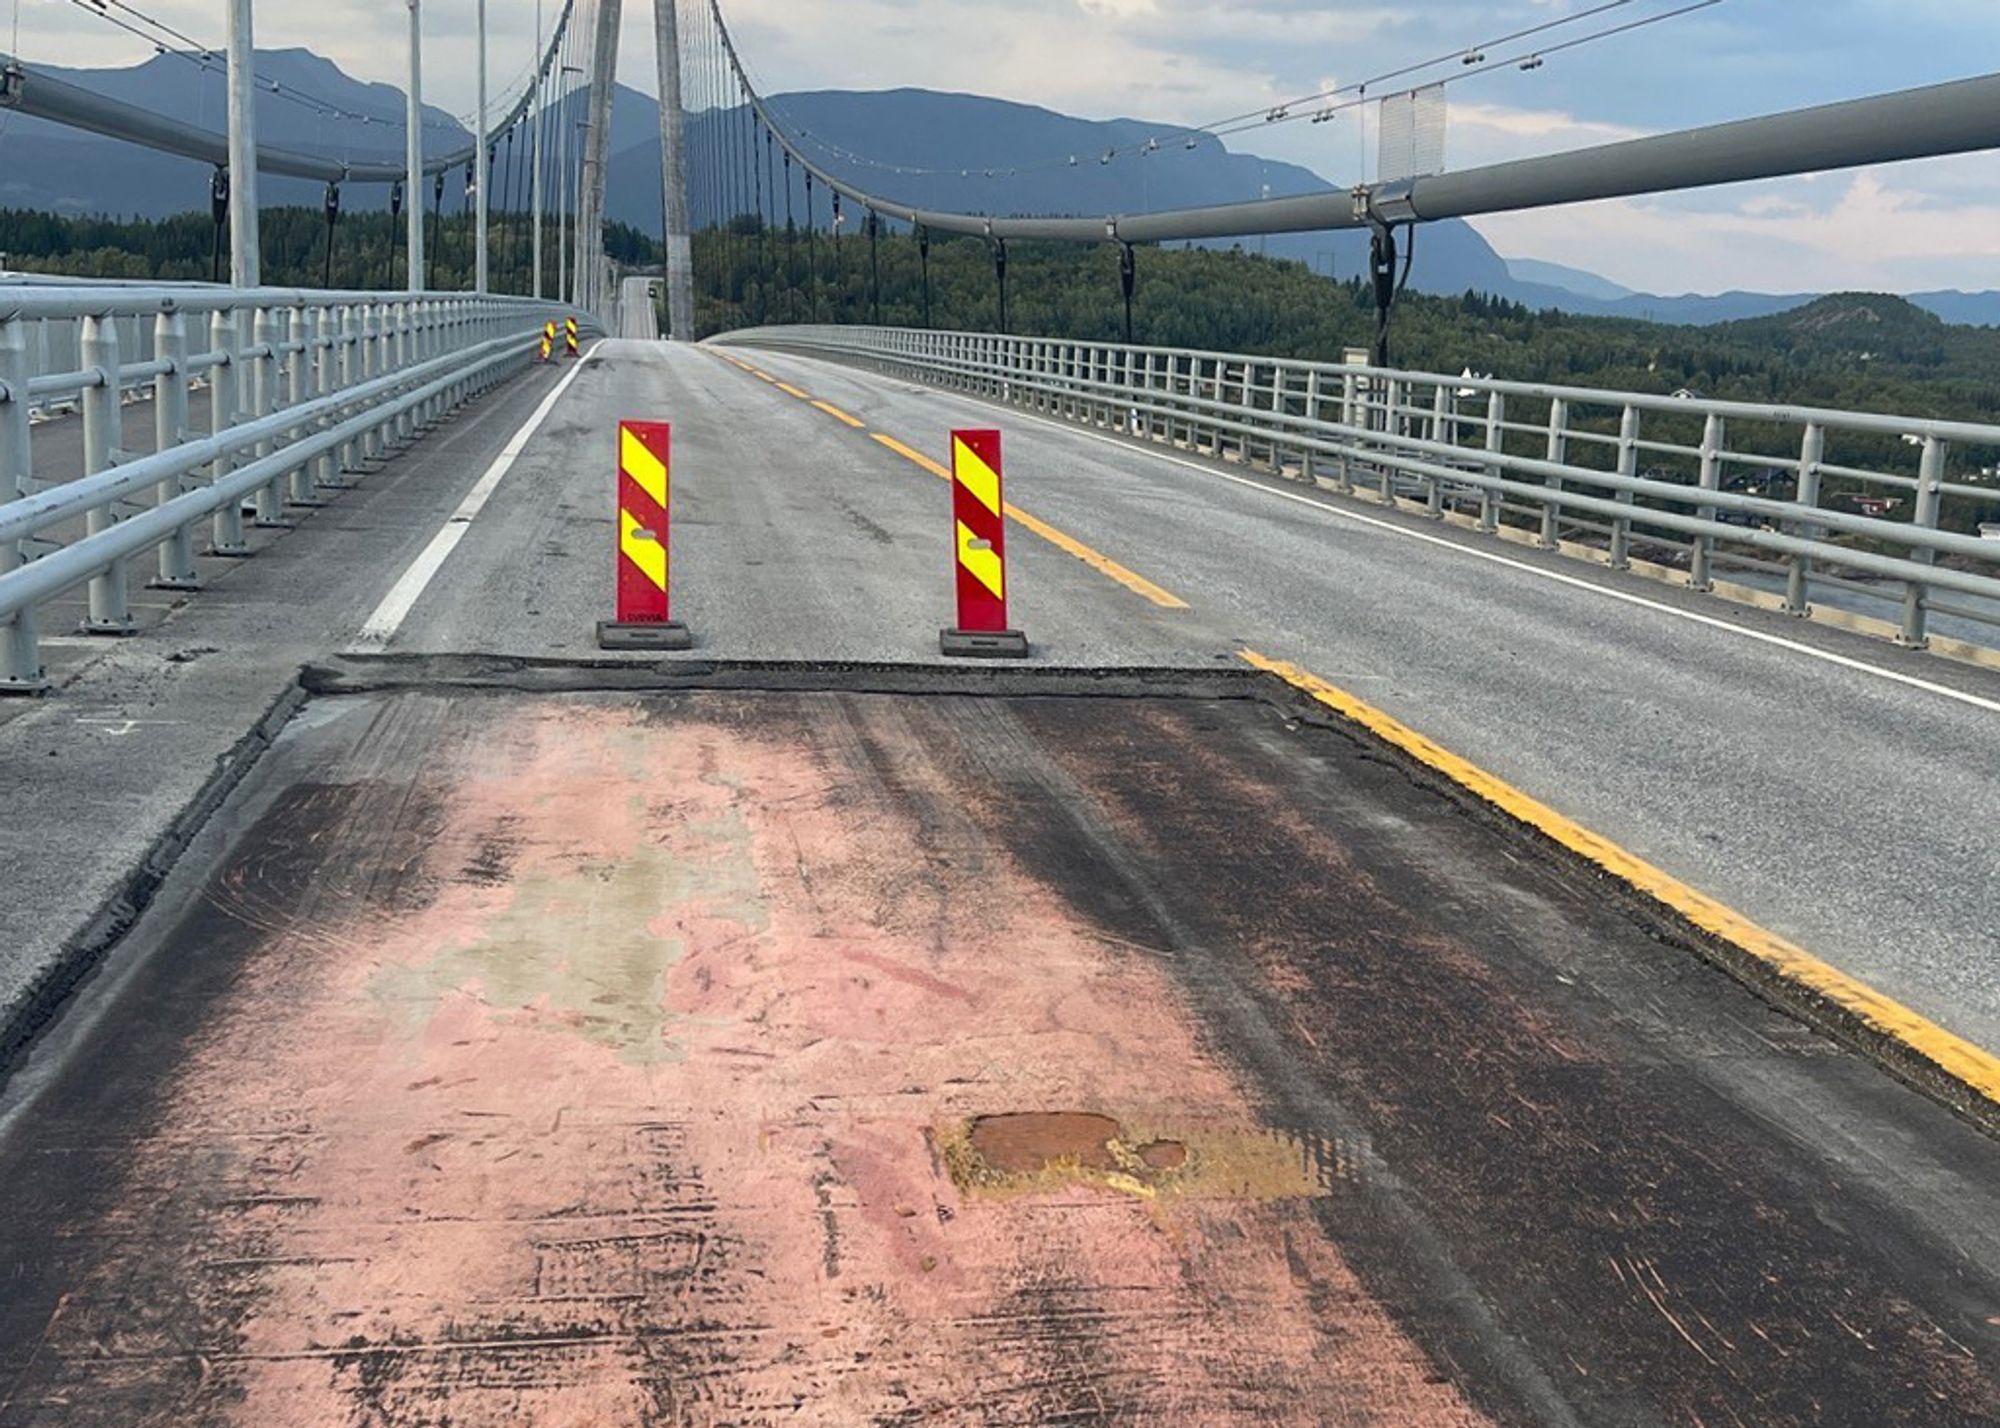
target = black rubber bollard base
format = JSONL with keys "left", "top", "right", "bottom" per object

{"left": 597, "top": 621, "right": 694, "bottom": 651}
{"left": 941, "top": 628, "right": 1029, "bottom": 659}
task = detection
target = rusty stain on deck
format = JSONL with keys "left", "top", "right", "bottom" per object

{"left": 944, "top": 1111, "right": 1340, "bottom": 1203}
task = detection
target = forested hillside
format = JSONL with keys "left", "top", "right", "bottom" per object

{"left": 9, "top": 204, "right": 2000, "bottom": 441}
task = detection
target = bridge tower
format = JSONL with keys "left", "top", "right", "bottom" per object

{"left": 578, "top": 0, "right": 625, "bottom": 317}
{"left": 651, "top": 0, "right": 698, "bottom": 340}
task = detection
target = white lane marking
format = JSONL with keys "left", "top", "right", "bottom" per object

{"left": 780, "top": 356, "right": 2000, "bottom": 718}
{"left": 350, "top": 350, "right": 596, "bottom": 650}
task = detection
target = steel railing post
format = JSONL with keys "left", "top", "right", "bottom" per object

{"left": 287, "top": 306, "right": 317, "bottom": 505}
{"left": 444, "top": 303, "right": 458, "bottom": 408}
{"left": 379, "top": 302, "right": 396, "bottom": 449}
{"left": 1299, "top": 369, "right": 1321, "bottom": 485}
{"left": 0, "top": 316, "right": 31, "bottom": 542}
{"left": 1541, "top": 398, "right": 1570, "bottom": 549}
{"left": 1481, "top": 392, "right": 1506, "bottom": 532}
{"left": 1901, "top": 435, "right": 1946, "bottom": 648}
{"left": 416, "top": 301, "right": 433, "bottom": 423}
{"left": 0, "top": 316, "right": 43, "bottom": 689}
{"left": 1786, "top": 423, "right": 1826, "bottom": 615}
{"left": 151, "top": 308, "right": 198, "bottom": 589}
{"left": 361, "top": 303, "right": 385, "bottom": 463}
{"left": 390, "top": 301, "right": 411, "bottom": 444}
{"left": 309, "top": 304, "right": 339, "bottom": 492}
{"left": 334, "top": 305, "right": 357, "bottom": 475}
{"left": 1339, "top": 372, "right": 1357, "bottom": 493}
{"left": 427, "top": 301, "right": 443, "bottom": 415}
{"left": 81, "top": 314, "right": 133, "bottom": 633}
{"left": 407, "top": 301, "right": 427, "bottom": 429}
{"left": 1427, "top": 384, "right": 1450, "bottom": 516}
{"left": 1690, "top": 413, "right": 1724, "bottom": 591}
{"left": 1379, "top": 377, "right": 1401, "bottom": 504}
{"left": 1239, "top": 363, "right": 1254, "bottom": 463}
{"left": 1143, "top": 351, "right": 1159, "bottom": 441}
{"left": 252, "top": 307, "right": 287, "bottom": 526}
{"left": 207, "top": 308, "right": 247, "bottom": 556}
{"left": 1610, "top": 404, "right": 1640, "bottom": 567}
{"left": 377, "top": 302, "right": 396, "bottom": 446}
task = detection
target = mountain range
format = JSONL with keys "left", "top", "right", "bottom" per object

{"left": 6, "top": 47, "right": 2000, "bottom": 327}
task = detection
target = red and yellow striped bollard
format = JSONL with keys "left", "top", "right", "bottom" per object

{"left": 596, "top": 421, "right": 693, "bottom": 650}
{"left": 565, "top": 316, "right": 581, "bottom": 359}
{"left": 540, "top": 320, "right": 555, "bottom": 363}
{"left": 940, "top": 429, "right": 1028, "bottom": 657}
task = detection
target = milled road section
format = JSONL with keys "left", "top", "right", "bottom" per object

{"left": 0, "top": 675, "right": 1995, "bottom": 1426}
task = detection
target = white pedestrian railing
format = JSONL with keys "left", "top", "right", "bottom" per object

{"left": 725, "top": 325, "right": 2000, "bottom": 655}
{"left": 0, "top": 283, "right": 594, "bottom": 692}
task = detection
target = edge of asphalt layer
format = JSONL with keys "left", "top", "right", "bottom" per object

{"left": 7, "top": 651, "right": 1995, "bottom": 1145}
{"left": 300, "top": 653, "right": 1266, "bottom": 701}
{"left": 0, "top": 677, "right": 312, "bottom": 1074}
{"left": 1244, "top": 665, "right": 2000, "bottom": 1143}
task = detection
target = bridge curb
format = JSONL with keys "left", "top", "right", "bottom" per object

{"left": 0, "top": 677, "right": 311, "bottom": 1080}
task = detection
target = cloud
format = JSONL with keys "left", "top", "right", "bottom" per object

{"left": 1471, "top": 164, "right": 2000, "bottom": 294}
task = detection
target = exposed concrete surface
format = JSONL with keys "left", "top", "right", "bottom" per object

{"left": 0, "top": 685, "right": 1994, "bottom": 1425}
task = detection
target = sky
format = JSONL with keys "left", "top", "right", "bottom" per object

{"left": 12, "top": 0, "right": 2000, "bottom": 295}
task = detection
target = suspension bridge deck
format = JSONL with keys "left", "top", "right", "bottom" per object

{"left": 1, "top": 340, "right": 1997, "bottom": 1425}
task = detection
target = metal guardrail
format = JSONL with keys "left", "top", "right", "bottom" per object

{"left": 723, "top": 325, "right": 2000, "bottom": 654}
{"left": 0, "top": 283, "right": 593, "bottom": 692}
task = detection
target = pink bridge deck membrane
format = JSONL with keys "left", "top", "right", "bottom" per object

{"left": 0, "top": 686, "right": 1996, "bottom": 1426}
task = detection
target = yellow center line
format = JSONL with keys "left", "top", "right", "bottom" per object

{"left": 812, "top": 400, "right": 867, "bottom": 429}
{"left": 1240, "top": 648, "right": 2000, "bottom": 1115}
{"left": 873, "top": 432, "right": 950, "bottom": 478}
{"left": 775, "top": 382, "right": 812, "bottom": 401}
{"left": 871, "top": 433, "right": 1188, "bottom": 611}
{"left": 1002, "top": 505, "right": 1187, "bottom": 609}
{"left": 753, "top": 370, "right": 777, "bottom": 383}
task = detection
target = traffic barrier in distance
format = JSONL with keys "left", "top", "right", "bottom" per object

{"left": 596, "top": 420, "right": 692, "bottom": 651}
{"left": 941, "top": 429, "right": 1028, "bottom": 658}
{"left": 565, "top": 316, "right": 581, "bottom": 359}
{"left": 540, "top": 320, "right": 556, "bottom": 363}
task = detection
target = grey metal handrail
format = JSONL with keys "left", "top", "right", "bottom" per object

{"left": 0, "top": 284, "right": 595, "bottom": 692}
{"left": 722, "top": 324, "right": 2000, "bottom": 653}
